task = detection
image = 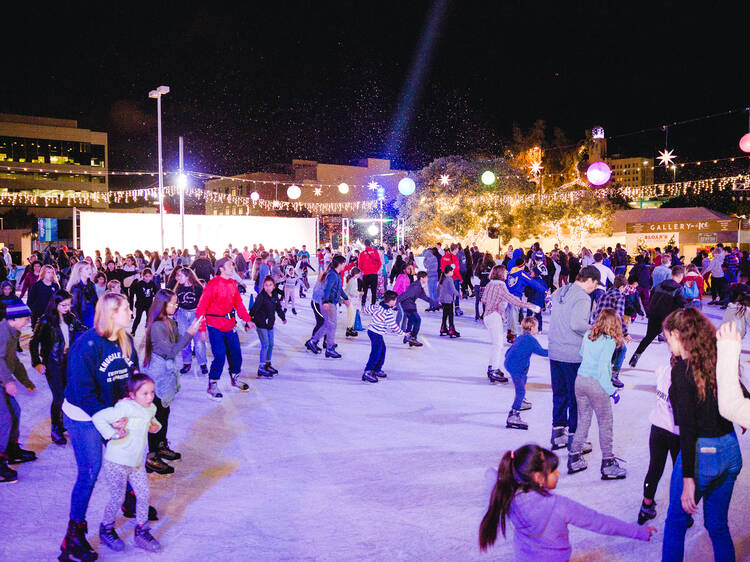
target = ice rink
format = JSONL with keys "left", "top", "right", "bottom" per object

{"left": 2, "top": 294, "right": 750, "bottom": 561}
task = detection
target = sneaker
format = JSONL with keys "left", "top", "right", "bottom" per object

{"left": 207, "top": 380, "right": 223, "bottom": 401}
{"left": 134, "top": 524, "right": 162, "bottom": 552}
{"left": 305, "top": 339, "right": 321, "bottom": 354}
{"left": 362, "top": 371, "right": 378, "bottom": 383}
{"left": 506, "top": 409, "right": 528, "bottom": 430}
{"left": 520, "top": 398, "right": 532, "bottom": 411}
{"left": 200, "top": 364, "right": 208, "bottom": 375}
{"left": 551, "top": 426, "right": 568, "bottom": 450}
{"left": 408, "top": 338, "right": 423, "bottom": 347}
{"left": 374, "top": 370, "right": 387, "bottom": 378}
{"left": 257, "top": 365, "right": 274, "bottom": 378}
{"left": 230, "top": 373, "right": 251, "bottom": 391}
{"left": 601, "top": 457, "right": 627, "bottom": 480}
{"left": 99, "top": 522, "right": 125, "bottom": 552}
{"left": 157, "top": 443, "right": 181, "bottom": 461}
{"left": 567, "top": 451, "right": 588, "bottom": 474}
{"left": 0, "top": 459, "right": 18, "bottom": 483}
{"left": 637, "top": 500, "right": 657, "bottom": 525}
{"left": 325, "top": 348, "right": 342, "bottom": 359}
{"left": 180, "top": 364, "right": 192, "bottom": 374}
{"left": 265, "top": 362, "right": 279, "bottom": 375}
{"left": 146, "top": 453, "right": 174, "bottom": 475}
{"left": 5, "top": 444, "right": 36, "bottom": 464}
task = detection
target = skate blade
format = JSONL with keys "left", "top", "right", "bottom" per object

{"left": 567, "top": 467, "right": 588, "bottom": 475}
{"left": 601, "top": 474, "right": 626, "bottom": 480}
{"left": 506, "top": 424, "right": 528, "bottom": 430}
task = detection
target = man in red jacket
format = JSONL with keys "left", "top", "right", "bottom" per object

{"left": 440, "top": 243, "right": 464, "bottom": 315}
{"left": 197, "top": 257, "right": 255, "bottom": 400}
{"left": 358, "top": 240, "right": 382, "bottom": 306}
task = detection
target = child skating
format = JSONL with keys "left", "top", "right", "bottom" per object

{"left": 505, "top": 317, "right": 548, "bottom": 430}
{"left": 479, "top": 444, "right": 655, "bottom": 560}
{"left": 361, "top": 290, "right": 409, "bottom": 383}
{"left": 92, "top": 373, "right": 162, "bottom": 553}
{"left": 344, "top": 267, "right": 362, "bottom": 338}
{"left": 567, "top": 308, "right": 626, "bottom": 479}
{"left": 438, "top": 265, "right": 460, "bottom": 338}
{"left": 282, "top": 265, "right": 299, "bottom": 315}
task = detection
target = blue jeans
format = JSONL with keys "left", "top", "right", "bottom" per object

{"left": 207, "top": 325, "right": 242, "bottom": 380}
{"left": 428, "top": 278, "right": 438, "bottom": 305}
{"left": 365, "top": 330, "right": 386, "bottom": 372}
{"left": 257, "top": 328, "right": 274, "bottom": 365}
{"left": 612, "top": 345, "right": 626, "bottom": 374}
{"left": 453, "top": 279, "right": 461, "bottom": 307}
{"left": 176, "top": 307, "right": 207, "bottom": 366}
{"left": 0, "top": 389, "right": 20, "bottom": 453}
{"left": 510, "top": 368, "right": 528, "bottom": 410}
{"left": 614, "top": 266, "right": 626, "bottom": 276}
{"left": 550, "top": 360, "right": 579, "bottom": 433}
{"left": 403, "top": 311, "right": 421, "bottom": 338}
{"left": 663, "top": 433, "right": 742, "bottom": 562}
{"left": 65, "top": 415, "right": 103, "bottom": 521}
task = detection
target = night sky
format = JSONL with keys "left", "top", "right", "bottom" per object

{"left": 3, "top": 2, "right": 749, "bottom": 181}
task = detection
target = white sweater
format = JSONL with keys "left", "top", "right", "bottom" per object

{"left": 716, "top": 339, "right": 750, "bottom": 427}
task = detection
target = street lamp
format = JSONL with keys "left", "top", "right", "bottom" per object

{"left": 149, "top": 85, "right": 170, "bottom": 251}
{"left": 177, "top": 136, "right": 186, "bottom": 251}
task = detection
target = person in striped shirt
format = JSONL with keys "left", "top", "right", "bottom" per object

{"left": 361, "top": 290, "right": 409, "bottom": 384}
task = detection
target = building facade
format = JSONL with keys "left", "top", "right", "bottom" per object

{"left": 606, "top": 155, "right": 654, "bottom": 188}
{"left": 0, "top": 114, "right": 108, "bottom": 215}
{"left": 204, "top": 158, "right": 408, "bottom": 216}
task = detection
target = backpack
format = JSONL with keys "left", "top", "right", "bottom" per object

{"left": 682, "top": 281, "right": 699, "bottom": 301}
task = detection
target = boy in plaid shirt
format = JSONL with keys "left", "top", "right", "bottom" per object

{"left": 592, "top": 275, "right": 631, "bottom": 389}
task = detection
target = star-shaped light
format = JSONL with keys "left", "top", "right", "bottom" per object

{"left": 313, "top": 187, "right": 322, "bottom": 196}
{"left": 529, "top": 161, "right": 543, "bottom": 176}
{"left": 657, "top": 149, "right": 677, "bottom": 168}
{"left": 439, "top": 174, "right": 450, "bottom": 186}
{"left": 368, "top": 181, "right": 379, "bottom": 191}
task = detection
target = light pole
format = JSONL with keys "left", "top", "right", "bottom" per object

{"left": 149, "top": 85, "right": 170, "bottom": 251}
{"left": 178, "top": 136, "right": 186, "bottom": 251}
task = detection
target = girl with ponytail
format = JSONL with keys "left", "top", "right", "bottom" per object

{"left": 479, "top": 444, "right": 654, "bottom": 560}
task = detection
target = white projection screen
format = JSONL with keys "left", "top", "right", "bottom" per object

{"left": 79, "top": 212, "right": 317, "bottom": 257}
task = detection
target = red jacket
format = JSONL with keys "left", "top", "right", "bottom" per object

{"left": 440, "top": 252, "right": 462, "bottom": 282}
{"left": 196, "top": 276, "right": 252, "bottom": 332}
{"left": 358, "top": 247, "right": 382, "bottom": 276}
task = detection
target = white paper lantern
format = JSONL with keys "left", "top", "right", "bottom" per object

{"left": 287, "top": 184, "right": 301, "bottom": 200}
{"left": 398, "top": 177, "right": 416, "bottom": 196}
{"left": 338, "top": 182, "right": 349, "bottom": 194}
{"left": 250, "top": 191, "right": 260, "bottom": 202}
{"left": 367, "top": 224, "right": 379, "bottom": 236}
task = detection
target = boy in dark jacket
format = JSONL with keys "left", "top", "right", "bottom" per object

{"left": 629, "top": 265, "right": 686, "bottom": 367}
{"left": 0, "top": 299, "right": 37, "bottom": 482}
{"left": 131, "top": 269, "right": 159, "bottom": 336}
{"left": 396, "top": 272, "right": 434, "bottom": 347}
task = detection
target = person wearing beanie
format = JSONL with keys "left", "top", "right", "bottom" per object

{"left": 0, "top": 298, "right": 37, "bottom": 483}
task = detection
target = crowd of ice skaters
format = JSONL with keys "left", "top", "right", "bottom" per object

{"left": 0, "top": 240, "right": 750, "bottom": 559}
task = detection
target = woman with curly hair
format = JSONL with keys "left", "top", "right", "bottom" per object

{"left": 661, "top": 307, "right": 741, "bottom": 562}
{"left": 567, "top": 308, "right": 626, "bottom": 479}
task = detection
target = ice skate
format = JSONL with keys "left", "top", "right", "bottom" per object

{"left": 200, "top": 364, "right": 208, "bottom": 375}
{"left": 99, "top": 523, "right": 125, "bottom": 552}
{"left": 440, "top": 328, "right": 448, "bottom": 336}
{"left": 157, "top": 442, "right": 181, "bottom": 461}
{"left": 408, "top": 338, "right": 423, "bottom": 347}
{"left": 0, "top": 459, "right": 18, "bottom": 483}
{"left": 362, "top": 371, "right": 378, "bottom": 383}
{"left": 325, "top": 347, "right": 342, "bottom": 358}
{"left": 305, "top": 339, "right": 321, "bottom": 354}
{"left": 122, "top": 489, "right": 158, "bottom": 521}
{"left": 520, "top": 398, "right": 532, "bottom": 411}
{"left": 146, "top": 452, "right": 174, "bottom": 475}
{"left": 292, "top": 308, "right": 297, "bottom": 315}
{"left": 257, "top": 364, "right": 274, "bottom": 378}
{"left": 628, "top": 353, "right": 640, "bottom": 368}
{"left": 5, "top": 444, "right": 36, "bottom": 464}
{"left": 506, "top": 409, "right": 528, "bottom": 430}
{"left": 601, "top": 457, "right": 627, "bottom": 480}
{"left": 449, "top": 330, "right": 461, "bottom": 338}
{"left": 611, "top": 372, "right": 624, "bottom": 388}
{"left": 265, "top": 362, "right": 279, "bottom": 375}
{"left": 551, "top": 426, "right": 568, "bottom": 450}
{"left": 180, "top": 363, "right": 192, "bottom": 374}
{"left": 374, "top": 370, "right": 387, "bottom": 378}
{"left": 134, "top": 524, "right": 161, "bottom": 552}
{"left": 567, "top": 434, "right": 592, "bottom": 454}
{"left": 230, "top": 373, "right": 251, "bottom": 390}
{"left": 51, "top": 424, "right": 67, "bottom": 445}
{"left": 487, "top": 366, "right": 508, "bottom": 383}
{"left": 637, "top": 500, "right": 656, "bottom": 525}
{"left": 207, "top": 380, "right": 223, "bottom": 401}
{"left": 567, "top": 451, "right": 588, "bottom": 474}
{"left": 59, "top": 520, "right": 97, "bottom": 562}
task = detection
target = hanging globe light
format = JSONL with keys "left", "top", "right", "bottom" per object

{"left": 367, "top": 223, "right": 379, "bottom": 236}
{"left": 586, "top": 161, "right": 612, "bottom": 186}
{"left": 287, "top": 184, "right": 301, "bottom": 200}
{"left": 740, "top": 133, "right": 750, "bottom": 153}
{"left": 481, "top": 170, "right": 496, "bottom": 185}
{"left": 338, "top": 182, "right": 349, "bottom": 194}
{"left": 250, "top": 191, "right": 260, "bottom": 202}
{"left": 398, "top": 177, "right": 416, "bottom": 196}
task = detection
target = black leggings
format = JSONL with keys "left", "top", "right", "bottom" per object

{"left": 361, "top": 274, "right": 378, "bottom": 306}
{"left": 711, "top": 276, "right": 727, "bottom": 302}
{"left": 311, "top": 301, "right": 325, "bottom": 337}
{"left": 148, "top": 396, "right": 170, "bottom": 453}
{"left": 633, "top": 315, "right": 663, "bottom": 356}
{"left": 440, "top": 303, "right": 455, "bottom": 332}
{"left": 643, "top": 424, "right": 680, "bottom": 500}
{"left": 132, "top": 305, "right": 150, "bottom": 333}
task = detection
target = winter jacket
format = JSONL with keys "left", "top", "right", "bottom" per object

{"left": 506, "top": 266, "right": 547, "bottom": 299}
{"left": 505, "top": 488, "right": 648, "bottom": 561}
{"left": 397, "top": 280, "right": 432, "bottom": 313}
{"left": 250, "top": 290, "right": 286, "bottom": 329}
{"left": 548, "top": 283, "right": 591, "bottom": 363}
{"left": 437, "top": 276, "right": 459, "bottom": 304}
{"left": 717, "top": 338, "right": 750, "bottom": 427}
{"left": 651, "top": 264, "right": 672, "bottom": 288}
{"left": 191, "top": 257, "right": 214, "bottom": 283}
{"left": 195, "top": 276, "right": 252, "bottom": 333}
{"left": 577, "top": 332, "right": 617, "bottom": 396}
{"left": 30, "top": 313, "right": 87, "bottom": 369}
{"left": 71, "top": 280, "right": 98, "bottom": 328}
{"left": 322, "top": 269, "right": 348, "bottom": 304}
{"left": 628, "top": 262, "right": 651, "bottom": 289}
{"left": 440, "top": 252, "right": 462, "bottom": 282}
{"left": 358, "top": 247, "right": 382, "bottom": 276}
{"left": 27, "top": 280, "right": 60, "bottom": 320}
{"left": 393, "top": 273, "right": 411, "bottom": 295}
{"left": 0, "top": 320, "right": 34, "bottom": 389}
{"left": 421, "top": 250, "right": 438, "bottom": 280}
{"left": 93, "top": 399, "right": 160, "bottom": 468}
{"left": 64, "top": 329, "right": 139, "bottom": 417}
{"left": 363, "top": 302, "right": 405, "bottom": 337}
{"left": 647, "top": 279, "right": 685, "bottom": 321}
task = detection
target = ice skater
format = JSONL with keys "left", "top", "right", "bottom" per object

{"left": 505, "top": 317, "right": 548, "bottom": 430}
{"left": 438, "top": 265, "right": 460, "bottom": 338}
{"left": 361, "top": 290, "right": 409, "bottom": 383}
{"left": 282, "top": 265, "right": 299, "bottom": 315}
{"left": 479, "top": 444, "right": 654, "bottom": 559}
{"left": 92, "top": 373, "right": 162, "bottom": 553}
{"left": 344, "top": 267, "right": 362, "bottom": 338}
{"left": 249, "top": 276, "right": 287, "bottom": 378}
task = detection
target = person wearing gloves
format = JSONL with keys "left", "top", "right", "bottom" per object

{"left": 0, "top": 298, "right": 37, "bottom": 483}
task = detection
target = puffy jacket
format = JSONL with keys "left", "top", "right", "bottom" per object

{"left": 322, "top": 269, "right": 348, "bottom": 304}
{"left": 358, "top": 247, "right": 382, "bottom": 276}
{"left": 507, "top": 266, "right": 547, "bottom": 299}
{"left": 440, "top": 252, "right": 462, "bottom": 282}
{"left": 647, "top": 279, "right": 685, "bottom": 320}
{"left": 249, "top": 290, "right": 286, "bottom": 329}
{"left": 397, "top": 280, "right": 432, "bottom": 312}
{"left": 191, "top": 257, "right": 214, "bottom": 283}
{"left": 421, "top": 250, "right": 438, "bottom": 279}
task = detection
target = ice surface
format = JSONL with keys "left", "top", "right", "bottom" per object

{"left": 1, "top": 297, "right": 750, "bottom": 561}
